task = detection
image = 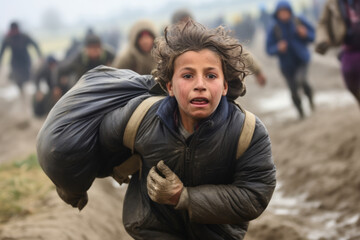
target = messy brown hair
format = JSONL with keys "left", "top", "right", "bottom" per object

{"left": 152, "top": 20, "right": 248, "bottom": 98}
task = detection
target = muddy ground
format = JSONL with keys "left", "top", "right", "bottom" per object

{"left": 0, "top": 30, "right": 359, "bottom": 240}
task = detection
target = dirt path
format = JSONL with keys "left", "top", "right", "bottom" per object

{"left": 0, "top": 179, "right": 132, "bottom": 240}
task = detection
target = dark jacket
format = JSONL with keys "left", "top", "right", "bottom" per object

{"left": 57, "top": 47, "right": 115, "bottom": 88}
{"left": 100, "top": 95, "right": 276, "bottom": 240}
{"left": 0, "top": 32, "right": 42, "bottom": 84}
{"left": 0, "top": 32, "right": 41, "bottom": 68}
{"left": 34, "top": 61, "right": 55, "bottom": 91}
{"left": 266, "top": 1, "right": 315, "bottom": 73}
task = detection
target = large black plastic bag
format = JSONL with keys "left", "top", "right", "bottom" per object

{"left": 36, "top": 66, "right": 155, "bottom": 195}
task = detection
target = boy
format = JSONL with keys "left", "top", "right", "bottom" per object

{"left": 266, "top": 1, "right": 315, "bottom": 119}
{"left": 100, "top": 20, "right": 276, "bottom": 239}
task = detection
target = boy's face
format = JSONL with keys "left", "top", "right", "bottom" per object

{"left": 167, "top": 49, "right": 228, "bottom": 129}
{"left": 277, "top": 8, "right": 291, "bottom": 22}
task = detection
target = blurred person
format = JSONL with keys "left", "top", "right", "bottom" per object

{"left": 113, "top": 20, "right": 157, "bottom": 75}
{"left": 100, "top": 20, "right": 276, "bottom": 240}
{"left": 32, "top": 55, "right": 59, "bottom": 117}
{"left": 266, "top": 1, "right": 315, "bottom": 119}
{"left": 56, "top": 33, "right": 115, "bottom": 95}
{"left": 0, "top": 22, "right": 42, "bottom": 90}
{"left": 0, "top": 21, "right": 42, "bottom": 123}
{"left": 315, "top": 0, "right": 360, "bottom": 107}
{"left": 171, "top": 9, "right": 193, "bottom": 24}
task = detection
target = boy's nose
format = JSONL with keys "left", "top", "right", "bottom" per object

{"left": 194, "top": 76, "right": 206, "bottom": 91}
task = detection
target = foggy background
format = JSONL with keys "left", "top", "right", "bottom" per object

{"left": 1, "top": 0, "right": 314, "bottom": 59}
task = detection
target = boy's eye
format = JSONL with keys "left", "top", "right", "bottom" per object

{"left": 183, "top": 74, "right": 193, "bottom": 79}
{"left": 207, "top": 74, "right": 217, "bottom": 79}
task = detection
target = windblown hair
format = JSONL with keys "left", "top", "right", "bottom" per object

{"left": 152, "top": 20, "right": 248, "bottom": 97}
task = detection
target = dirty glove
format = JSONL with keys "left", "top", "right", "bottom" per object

{"left": 56, "top": 187, "right": 88, "bottom": 211}
{"left": 147, "top": 160, "right": 183, "bottom": 205}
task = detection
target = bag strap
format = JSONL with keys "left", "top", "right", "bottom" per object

{"left": 112, "top": 96, "right": 165, "bottom": 185}
{"left": 123, "top": 96, "right": 165, "bottom": 153}
{"left": 236, "top": 109, "right": 256, "bottom": 159}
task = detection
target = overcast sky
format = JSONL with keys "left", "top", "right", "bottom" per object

{"left": 0, "top": 0, "right": 217, "bottom": 32}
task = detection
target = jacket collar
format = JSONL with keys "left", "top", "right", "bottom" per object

{"left": 156, "top": 96, "right": 230, "bottom": 134}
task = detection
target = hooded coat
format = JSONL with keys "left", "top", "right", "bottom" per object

{"left": 266, "top": 1, "right": 315, "bottom": 73}
{"left": 113, "top": 20, "right": 157, "bottom": 75}
{"left": 99, "top": 95, "right": 276, "bottom": 240}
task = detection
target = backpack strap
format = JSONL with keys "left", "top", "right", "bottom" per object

{"left": 123, "top": 96, "right": 165, "bottom": 152}
{"left": 112, "top": 96, "right": 165, "bottom": 185}
{"left": 236, "top": 110, "right": 256, "bottom": 159}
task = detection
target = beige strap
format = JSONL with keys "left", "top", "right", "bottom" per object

{"left": 123, "top": 96, "right": 165, "bottom": 153}
{"left": 113, "top": 96, "right": 164, "bottom": 185}
{"left": 236, "top": 110, "right": 256, "bottom": 159}
{"left": 112, "top": 154, "right": 142, "bottom": 184}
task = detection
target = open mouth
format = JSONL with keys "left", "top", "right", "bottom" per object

{"left": 190, "top": 98, "right": 209, "bottom": 105}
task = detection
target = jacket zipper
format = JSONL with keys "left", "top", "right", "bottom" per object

{"left": 184, "top": 147, "right": 191, "bottom": 186}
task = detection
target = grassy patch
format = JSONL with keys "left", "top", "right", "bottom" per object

{"left": 0, "top": 154, "right": 54, "bottom": 223}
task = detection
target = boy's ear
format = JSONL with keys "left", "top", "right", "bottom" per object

{"left": 166, "top": 82, "right": 174, "bottom": 96}
{"left": 222, "top": 81, "right": 228, "bottom": 96}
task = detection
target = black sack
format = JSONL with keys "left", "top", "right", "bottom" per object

{"left": 36, "top": 66, "right": 156, "bottom": 194}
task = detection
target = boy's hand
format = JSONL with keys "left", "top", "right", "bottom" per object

{"left": 297, "top": 25, "right": 307, "bottom": 38}
{"left": 147, "top": 160, "right": 183, "bottom": 205}
{"left": 277, "top": 40, "right": 288, "bottom": 53}
{"left": 56, "top": 187, "right": 88, "bottom": 211}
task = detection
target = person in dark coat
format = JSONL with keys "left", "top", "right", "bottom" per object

{"left": 0, "top": 21, "right": 42, "bottom": 90}
{"left": 32, "top": 55, "right": 59, "bottom": 117}
{"left": 55, "top": 33, "right": 115, "bottom": 95}
{"left": 100, "top": 20, "right": 276, "bottom": 240}
{"left": 266, "top": 1, "right": 315, "bottom": 119}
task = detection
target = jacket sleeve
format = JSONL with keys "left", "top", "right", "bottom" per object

{"left": 243, "top": 49, "right": 262, "bottom": 75}
{"left": 314, "top": 1, "right": 332, "bottom": 52}
{"left": 177, "top": 118, "right": 276, "bottom": 224}
{"left": 298, "top": 16, "right": 315, "bottom": 42}
{"left": 266, "top": 26, "right": 279, "bottom": 56}
{"left": 55, "top": 53, "right": 80, "bottom": 84}
{"left": 112, "top": 50, "right": 136, "bottom": 71}
{"left": 27, "top": 35, "right": 42, "bottom": 58}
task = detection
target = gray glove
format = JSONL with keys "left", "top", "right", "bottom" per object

{"left": 147, "top": 160, "right": 183, "bottom": 205}
{"left": 56, "top": 187, "right": 88, "bottom": 211}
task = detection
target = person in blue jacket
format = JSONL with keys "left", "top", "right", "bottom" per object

{"left": 266, "top": 1, "right": 315, "bottom": 119}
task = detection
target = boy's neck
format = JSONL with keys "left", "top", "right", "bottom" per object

{"left": 180, "top": 116, "right": 197, "bottom": 134}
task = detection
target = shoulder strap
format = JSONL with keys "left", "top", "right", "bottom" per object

{"left": 123, "top": 96, "right": 165, "bottom": 153}
{"left": 274, "top": 24, "right": 282, "bottom": 41}
{"left": 236, "top": 109, "right": 256, "bottom": 159}
{"left": 112, "top": 96, "right": 165, "bottom": 185}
